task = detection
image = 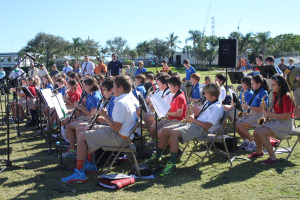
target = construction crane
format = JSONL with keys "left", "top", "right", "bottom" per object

{"left": 203, "top": 0, "right": 212, "bottom": 36}
{"left": 211, "top": 17, "right": 215, "bottom": 36}
{"left": 237, "top": 18, "right": 241, "bottom": 32}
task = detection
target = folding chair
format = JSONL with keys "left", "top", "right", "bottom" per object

{"left": 180, "top": 111, "right": 232, "bottom": 167}
{"left": 96, "top": 119, "right": 141, "bottom": 177}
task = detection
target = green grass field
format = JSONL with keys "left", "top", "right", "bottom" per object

{"left": 0, "top": 69, "right": 299, "bottom": 200}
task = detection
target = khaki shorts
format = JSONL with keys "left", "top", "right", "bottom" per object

{"left": 238, "top": 110, "right": 263, "bottom": 128}
{"left": 69, "top": 115, "right": 90, "bottom": 129}
{"left": 157, "top": 119, "right": 180, "bottom": 130}
{"left": 167, "top": 123, "right": 209, "bottom": 144}
{"left": 84, "top": 125, "right": 125, "bottom": 153}
{"left": 262, "top": 118, "right": 294, "bottom": 140}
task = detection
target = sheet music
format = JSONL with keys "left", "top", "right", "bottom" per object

{"left": 51, "top": 95, "right": 64, "bottom": 119}
{"left": 41, "top": 88, "right": 54, "bottom": 108}
{"left": 57, "top": 93, "right": 68, "bottom": 114}
{"left": 150, "top": 92, "right": 171, "bottom": 119}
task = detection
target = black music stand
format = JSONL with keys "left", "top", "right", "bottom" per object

{"left": 46, "top": 93, "right": 71, "bottom": 172}
{"left": 137, "top": 95, "right": 149, "bottom": 158}
{"left": 258, "top": 65, "right": 277, "bottom": 79}
{"left": 228, "top": 72, "right": 245, "bottom": 85}
{"left": 230, "top": 93, "right": 249, "bottom": 163}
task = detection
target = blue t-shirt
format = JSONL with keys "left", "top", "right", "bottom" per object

{"left": 106, "top": 96, "right": 115, "bottom": 119}
{"left": 274, "top": 64, "right": 283, "bottom": 74}
{"left": 135, "top": 67, "right": 147, "bottom": 76}
{"left": 86, "top": 90, "right": 102, "bottom": 111}
{"left": 133, "top": 84, "right": 146, "bottom": 99}
{"left": 46, "top": 83, "right": 54, "bottom": 90}
{"left": 185, "top": 66, "right": 196, "bottom": 80}
{"left": 250, "top": 87, "right": 268, "bottom": 108}
{"left": 108, "top": 60, "right": 123, "bottom": 76}
{"left": 238, "top": 89, "right": 254, "bottom": 105}
{"left": 191, "top": 83, "right": 200, "bottom": 99}
{"left": 58, "top": 86, "right": 66, "bottom": 96}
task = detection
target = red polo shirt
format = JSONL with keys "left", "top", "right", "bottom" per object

{"left": 28, "top": 85, "right": 37, "bottom": 98}
{"left": 68, "top": 89, "right": 81, "bottom": 104}
{"left": 273, "top": 92, "right": 294, "bottom": 118}
{"left": 168, "top": 91, "right": 187, "bottom": 121}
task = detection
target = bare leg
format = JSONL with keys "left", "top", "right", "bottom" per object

{"left": 169, "top": 129, "right": 181, "bottom": 153}
{"left": 77, "top": 132, "right": 89, "bottom": 161}
{"left": 253, "top": 127, "right": 276, "bottom": 159}
{"left": 236, "top": 122, "right": 255, "bottom": 141}
{"left": 66, "top": 124, "right": 77, "bottom": 150}
{"left": 158, "top": 127, "right": 172, "bottom": 150}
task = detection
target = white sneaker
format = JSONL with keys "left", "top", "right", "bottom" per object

{"left": 245, "top": 142, "right": 257, "bottom": 152}
{"left": 239, "top": 141, "right": 249, "bottom": 149}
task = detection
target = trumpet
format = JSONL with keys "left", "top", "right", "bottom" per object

{"left": 258, "top": 91, "right": 271, "bottom": 125}
{"left": 181, "top": 99, "right": 202, "bottom": 123}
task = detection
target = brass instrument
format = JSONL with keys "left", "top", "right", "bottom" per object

{"left": 181, "top": 99, "right": 202, "bottom": 123}
{"left": 238, "top": 90, "right": 248, "bottom": 118}
{"left": 258, "top": 92, "right": 271, "bottom": 125}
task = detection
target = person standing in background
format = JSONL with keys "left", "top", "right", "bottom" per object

{"left": 107, "top": 53, "right": 123, "bottom": 76}
{"left": 62, "top": 61, "right": 73, "bottom": 75}
{"left": 81, "top": 55, "right": 95, "bottom": 76}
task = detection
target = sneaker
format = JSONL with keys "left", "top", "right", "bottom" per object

{"left": 239, "top": 140, "right": 249, "bottom": 149}
{"left": 56, "top": 140, "right": 70, "bottom": 148}
{"left": 61, "top": 168, "right": 87, "bottom": 183}
{"left": 261, "top": 158, "right": 278, "bottom": 165}
{"left": 245, "top": 142, "right": 257, "bottom": 152}
{"left": 85, "top": 161, "right": 98, "bottom": 174}
{"left": 144, "top": 155, "right": 161, "bottom": 166}
{"left": 160, "top": 161, "right": 177, "bottom": 177}
{"left": 145, "top": 140, "right": 156, "bottom": 147}
{"left": 62, "top": 149, "right": 76, "bottom": 159}
{"left": 248, "top": 152, "right": 264, "bottom": 159}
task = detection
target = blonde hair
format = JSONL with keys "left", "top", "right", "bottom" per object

{"left": 138, "top": 61, "right": 144, "bottom": 65}
{"left": 204, "top": 82, "right": 220, "bottom": 98}
{"left": 190, "top": 73, "right": 200, "bottom": 82}
{"left": 289, "top": 58, "right": 294, "bottom": 63}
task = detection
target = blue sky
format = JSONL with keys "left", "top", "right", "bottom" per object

{"left": 0, "top": 0, "right": 299, "bottom": 52}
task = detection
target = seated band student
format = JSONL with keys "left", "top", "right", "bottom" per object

{"left": 144, "top": 82, "right": 224, "bottom": 177}
{"left": 248, "top": 75, "right": 295, "bottom": 165}
{"left": 143, "top": 73, "right": 172, "bottom": 145}
{"left": 236, "top": 74, "right": 269, "bottom": 152}
{"left": 188, "top": 73, "right": 201, "bottom": 102}
{"left": 61, "top": 75, "right": 139, "bottom": 183}
{"left": 68, "top": 72, "right": 83, "bottom": 94}
{"left": 215, "top": 73, "right": 227, "bottom": 103}
{"left": 265, "top": 56, "right": 283, "bottom": 75}
{"left": 41, "top": 74, "right": 54, "bottom": 90}
{"left": 63, "top": 80, "right": 81, "bottom": 107}
{"left": 9, "top": 78, "right": 28, "bottom": 122}
{"left": 148, "top": 76, "right": 187, "bottom": 141}
{"left": 74, "top": 77, "right": 116, "bottom": 139}
{"left": 223, "top": 76, "right": 253, "bottom": 119}
{"left": 132, "top": 74, "right": 147, "bottom": 99}
{"left": 27, "top": 77, "right": 38, "bottom": 126}
{"left": 204, "top": 75, "right": 211, "bottom": 84}
{"left": 56, "top": 77, "right": 66, "bottom": 96}
{"left": 144, "top": 73, "right": 156, "bottom": 95}
{"left": 62, "top": 78, "right": 102, "bottom": 159}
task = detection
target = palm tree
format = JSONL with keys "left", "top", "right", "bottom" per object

{"left": 185, "top": 30, "right": 202, "bottom": 65}
{"left": 166, "top": 32, "right": 181, "bottom": 64}
{"left": 182, "top": 45, "right": 192, "bottom": 60}
{"left": 240, "top": 32, "right": 254, "bottom": 62}
{"left": 136, "top": 41, "right": 152, "bottom": 65}
{"left": 71, "top": 37, "right": 83, "bottom": 61}
{"left": 256, "top": 31, "right": 271, "bottom": 59}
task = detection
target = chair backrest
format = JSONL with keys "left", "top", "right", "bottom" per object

{"left": 126, "top": 119, "right": 140, "bottom": 142}
{"left": 214, "top": 111, "right": 229, "bottom": 135}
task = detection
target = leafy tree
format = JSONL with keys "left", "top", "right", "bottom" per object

{"left": 166, "top": 32, "right": 181, "bottom": 63}
{"left": 106, "top": 37, "right": 127, "bottom": 57}
{"left": 149, "top": 38, "right": 169, "bottom": 63}
{"left": 128, "top": 49, "right": 138, "bottom": 61}
{"left": 186, "top": 30, "right": 202, "bottom": 65}
{"left": 182, "top": 45, "right": 192, "bottom": 60}
{"left": 136, "top": 41, "right": 152, "bottom": 64}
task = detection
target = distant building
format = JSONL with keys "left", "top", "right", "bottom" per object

{"left": 0, "top": 52, "right": 31, "bottom": 68}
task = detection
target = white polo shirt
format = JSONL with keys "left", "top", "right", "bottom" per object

{"left": 219, "top": 85, "right": 226, "bottom": 103}
{"left": 196, "top": 101, "right": 224, "bottom": 133}
{"left": 113, "top": 93, "right": 138, "bottom": 138}
{"left": 62, "top": 65, "right": 73, "bottom": 74}
{"left": 155, "top": 88, "right": 172, "bottom": 105}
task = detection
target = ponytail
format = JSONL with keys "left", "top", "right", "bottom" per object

{"left": 252, "top": 74, "right": 269, "bottom": 91}
{"left": 261, "top": 78, "right": 269, "bottom": 91}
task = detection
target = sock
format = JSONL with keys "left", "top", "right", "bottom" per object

{"left": 69, "top": 149, "right": 76, "bottom": 153}
{"left": 169, "top": 153, "right": 177, "bottom": 164}
{"left": 156, "top": 148, "right": 164, "bottom": 158}
{"left": 76, "top": 160, "right": 84, "bottom": 170}
{"left": 244, "top": 139, "right": 249, "bottom": 143}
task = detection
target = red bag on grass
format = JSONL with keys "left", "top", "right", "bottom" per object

{"left": 98, "top": 174, "right": 135, "bottom": 190}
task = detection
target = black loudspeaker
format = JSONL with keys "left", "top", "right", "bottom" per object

{"left": 218, "top": 39, "right": 238, "bottom": 68}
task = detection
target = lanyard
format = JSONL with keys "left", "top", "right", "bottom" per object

{"left": 249, "top": 88, "right": 261, "bottom": 106}
{"left": 161, "top": 87, "right": 170, "bottom": 98}
{"left": 195, "top": 99, "right": 219, "bottom": 119}
{"left": 172, "top": 89, "right": 182, "bottom": 102}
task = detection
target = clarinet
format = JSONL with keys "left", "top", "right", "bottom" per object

{"left": 87, "top": 93, "right": 114, "bottom": 130}
{"left": 64, "top": 91, "right": 87, "bottom": 128}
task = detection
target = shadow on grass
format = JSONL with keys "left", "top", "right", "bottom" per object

{"left": 202, "top": 159, "right": 296, "bottom": 189}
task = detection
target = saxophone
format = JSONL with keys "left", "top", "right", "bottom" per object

{"left": 181, "top": 99, "right": 201, "bottom": 123}
{"left": 258, "top": 92, "right": 270, "bottom": 125}
{"left": 238, "top": 90, "right": 247, "bottom": 118}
